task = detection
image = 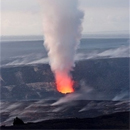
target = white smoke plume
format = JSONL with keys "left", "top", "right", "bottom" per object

{"left": 41, "top": 0, "right": 84, "bottom": 92}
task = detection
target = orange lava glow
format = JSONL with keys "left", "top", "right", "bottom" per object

{"left": 55, "top": 72, "right": 74, "bottom": 94}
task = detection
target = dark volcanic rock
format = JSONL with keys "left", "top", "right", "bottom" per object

{"left": 1, "top": 111, "right": 129, "bottom": 129}
{"left": 13, "top": 117, "right": 24, "bottom": 126}
{"left": 1, "top": 58, "right": 129, "bottom": 100}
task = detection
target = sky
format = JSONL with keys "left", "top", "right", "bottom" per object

{"left": 1, "top": 0, "right": 129, "bottom": 36}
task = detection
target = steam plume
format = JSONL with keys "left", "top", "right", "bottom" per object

{"left": 41, "top": 0, "right": 84, "bottom": 93}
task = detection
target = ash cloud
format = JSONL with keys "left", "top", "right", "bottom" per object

{"left": 40, "top": 0, "right": 84, "bottom": 92}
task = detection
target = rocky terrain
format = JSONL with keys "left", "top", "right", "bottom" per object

{"left": 1, "top": 111, "right": 129, "bottom": 129}
{"left": 1, "top": 58, "right": 129, "bottom": 100}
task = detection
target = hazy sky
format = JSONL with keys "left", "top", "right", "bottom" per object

{"left": 1, "top": 0, "right": 129, "bottom": 36}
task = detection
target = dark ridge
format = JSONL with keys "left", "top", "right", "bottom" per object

{"left": 1, "top": 58, "right": 129, "bottom": 101}
{"left": 1, "top": 111, "right": 129, "bottom": 129}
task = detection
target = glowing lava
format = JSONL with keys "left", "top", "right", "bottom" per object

{"left": 55, "top": 72, "right": 74, "bottom": 94}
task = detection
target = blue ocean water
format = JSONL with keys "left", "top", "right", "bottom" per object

{"left": 1, "top": 38, "right": 129, "bottom": 67}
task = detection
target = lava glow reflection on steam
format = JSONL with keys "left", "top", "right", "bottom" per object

{"left": 56, "top": 72, "right": 74, "bottom": 94}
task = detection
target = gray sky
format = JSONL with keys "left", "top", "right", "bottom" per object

{"left": 1, "top": 0, "right": 129, "bottom": 36}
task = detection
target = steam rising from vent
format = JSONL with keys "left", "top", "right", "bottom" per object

{"left": 41, "top": 0, "right": 84, "bottom": 94}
